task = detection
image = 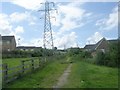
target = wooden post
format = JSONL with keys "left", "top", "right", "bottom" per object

{"left": 3, "top": 63, "right": 8, "bottom": 84}
{"left": 31, "top": 59, "right": 34, "bottom": 70}
{"left": 21, "top": 61, "right": 25, "bottom": 74}
{"left": 39, "top": 58, "right": 41, "bottom": 67}
{"left": 42, "top": 58, "right": 44, "bottom": 67}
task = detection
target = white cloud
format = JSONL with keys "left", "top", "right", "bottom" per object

{"left": 20, "top": 38, "right": 43, "bottom": 47}
{"left": 1, "top": 2, "right": 100, "bottom": 49}
{"left": 10, "top": 12, "right": 37, "bottom": 25}
{"left": 20, "top": 31, "right": 78, "bottom": 49}
{"left": 10, "top": 12, "right": 28, "bottom": 23}
{"left": 85, "top": 13, "right": 92, "bottom": 17}
{"left": 0, "top": 13, "right": 25, "bottom": 46}
{"left": 59, "top": 3, "right": 85, "bottom": 32}
{"left": 0, "top": 13, "right": 25, "bottom": 35}
{"left": 10, "top": 0, "right": 44, "bottom": 10}
{"left": 50, "top": 2, "right": 91, "bottom": 34}
{"left": 0, "top": 12, "right": 36, "bottom": 34}
{"left": 29, "top": 22, "right": 36, "bottom": 26}
{"left": 54, "top": 32, "right": 77, "bottom": 49}
{"left": 59, "top": 3, "right": 85, "bottom": 18}
{"left": 15, "top": 26, "right": 24, "bottom": 34}
{"left": 50, "top": 3, "right": 90, "bottom": 49}
{"left": 0, "top": 12, "right": 37, "bottom": 36}
{"left": 86, "top": 32, "right": 103, "bottom": 44}
{"left": 96, "top": 6, "right": 118, "bottom": 30}
{"left": 0, "top": 13, "right": 12, "bottom": 35}
{"left": 0, "top": 11, "right": 37, "bottom": 46}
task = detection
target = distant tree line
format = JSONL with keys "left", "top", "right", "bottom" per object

{"left": 67, "top": 47, "right": 92, "bottom": 58}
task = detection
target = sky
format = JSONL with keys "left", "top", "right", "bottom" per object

{"left": 0, "top": 0, "right": 118, "bottom": 49}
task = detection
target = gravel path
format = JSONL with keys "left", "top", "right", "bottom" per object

{"left": 53, "top": 64, "right": 72, "bottom": 88}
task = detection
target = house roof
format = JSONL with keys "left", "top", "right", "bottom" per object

{"left": 108, "top": 39, "right": 118, "bottom": 44}
{"left": 84, "top": 44, "right": 95, "bottom": 50}
{"left": 16, "top": 46, "right": 42, "bottom": 49}
{"left": 84, "top": 38, "right": 107, "bottom": 50}
{"left": 2, "top": 36, "right": 15, "bottom": 41}
{"left": 94, "top": 38, "right": 106, "bottom": 50}
{"left": 84, "top": 38, "right": 118, "bottom": 50}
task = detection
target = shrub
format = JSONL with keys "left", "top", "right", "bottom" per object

{"left": 67, "top": 48, "right": 82, "bottom": 56}
{"left": 95, "top": 51, "right": 105, "bottom": 65}
{"left": 80, "top": 51, "right": 92, "bottom": 58}
{"left": 95, "top": 42, "right": 118, "bottom": 67}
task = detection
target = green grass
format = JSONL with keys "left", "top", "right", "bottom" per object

{"left": 2, "top": 55, "right": 118, "bottom": 88}
{"left": 2, "top": 57, "right": 40, "bottom": 75}
{"left": 5, "top": 56, "right": 68, "bottom": 88}
{"left": 63, "top": 56, "right": 118, "bottom": 88}
{"left": 2, "top": 57, "right": 36, "bottom": 67}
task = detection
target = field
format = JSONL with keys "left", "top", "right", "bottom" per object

{"left": 2, "top": 55, "right": 118, "bottom": 88}
{"left": 2, "top": 57, "right": 38, "bottom": 67}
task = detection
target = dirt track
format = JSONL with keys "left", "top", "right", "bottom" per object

{"left": 53, "top": 63, "right": 72, "bottom": 88}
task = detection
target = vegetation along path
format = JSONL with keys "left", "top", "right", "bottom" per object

{"left": 53, "top": 63, "right": 72, "bottom": 88}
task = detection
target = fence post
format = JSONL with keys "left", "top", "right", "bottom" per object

{"left": 39, "top": 58, "right": 41, "bottom": 67}
{"left": 31, "top": 59, "right": 34, "bottom": 71}
{"left": 3, "top": 63, "right": 8, "bottom": 84}
{"left": 42, "top": 58, "right": 44, "bottom": 67}
{"left": 21, "top": 61, "right": 25, "bottom": 74}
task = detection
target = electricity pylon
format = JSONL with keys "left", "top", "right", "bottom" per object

{"left": 38, "top": 1, "right": 57, "bottom": 49}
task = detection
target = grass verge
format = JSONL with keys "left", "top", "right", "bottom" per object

{"left": 5, "top": 56, "right": 68, "bottom": 88}
{"left": 63, "top": 56, "right": 118, "bottom": 88}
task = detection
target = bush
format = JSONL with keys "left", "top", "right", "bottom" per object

{"left": 80, "top": 51, "right": 92, "bottom": 58}
{"left": 67, "top": 48, "right": 82, "bottom": 56}
{"left": 95, "top": 51, "right": 105, "bottom": 65}
{"left": 95, "top": 42, "right": 118, "bottom": 67}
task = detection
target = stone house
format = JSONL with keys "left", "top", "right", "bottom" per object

{"left": 84, "top": 38, "right": 117, "bottom": 57}
{"left": 2, "top": 36, "right": 16, "bottom": 52}
{"left": 84, "top": 38, "right": 109, "bottom": 53}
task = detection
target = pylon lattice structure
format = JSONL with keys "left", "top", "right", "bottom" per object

{"left": 39, "top": 1, "right": 56, "bottom": 49}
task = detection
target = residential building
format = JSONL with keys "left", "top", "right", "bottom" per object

{"left": 84, "top": 44, "right": 95, "bottom": 51}
{"left": 2, "top": 36, "right": 16, "bottom": 52}
{"left": 84, "top": 38, "right": 117, "bottom": 53}
{"left": 16, "top": 46, "right": 42, "bottom": 51}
